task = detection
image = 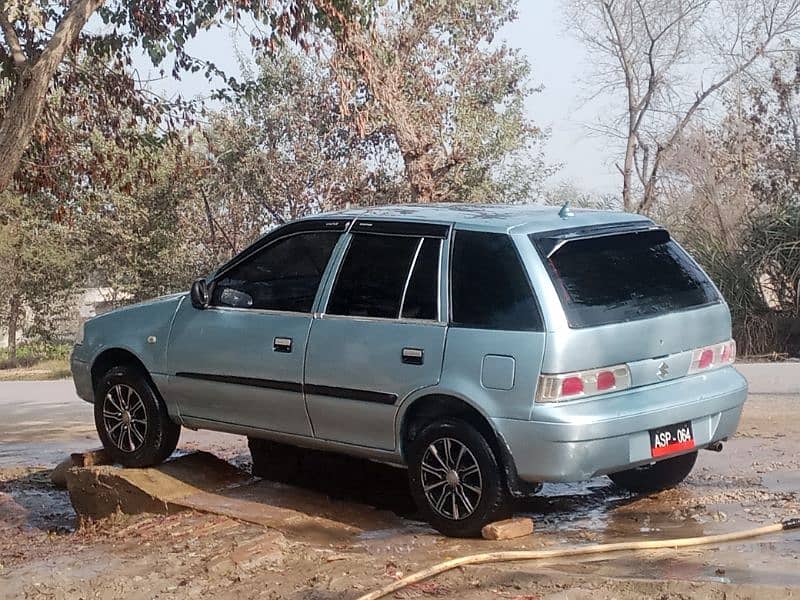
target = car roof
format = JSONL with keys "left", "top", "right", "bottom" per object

{"left": 314, "top": 203, "right": 652, "bottom": 234}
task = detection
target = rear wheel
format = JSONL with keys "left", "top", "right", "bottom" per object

{"left": 407, "top": 418, "right": 510, "bottom": 537}
{"left": 608, "top": 451, "right": 698, "bottom": 494}
{"left": 94, "top": 365, "right": 180, "bottom": 468}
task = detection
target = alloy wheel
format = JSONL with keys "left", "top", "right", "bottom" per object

{"left": 102, "top": 384, "right": 148, "bottom": 453}
{"left": 420, "top": 437, "right": 483, "bottom": 520}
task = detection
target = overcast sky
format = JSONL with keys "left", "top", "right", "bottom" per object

{"left": 132, "top": 0, "right": 621, "bottom": 195}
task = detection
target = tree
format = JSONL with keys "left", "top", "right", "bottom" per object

{"left": 325, "top": 0, "right": 550, "bottom": 203}
{"left": 0, "top": 192, "right": 84, "bottom": 357}
{"left": 658, "top": 54, "right": 800, "bottom": 354}
{"left": 567, "top": 0, "right": 800, "bottom": 213}
{"left": 0, "top": 0, "right": 374, "bottom": 196}
{"left": 194, "top": 49, "right": 390, "bottom": 259}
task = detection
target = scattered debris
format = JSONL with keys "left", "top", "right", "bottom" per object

{"left": 50, "top": 448, "right": 111, "bottom": 489}
{"left": 481, "top": 517, "right": 534, "bottom": 541}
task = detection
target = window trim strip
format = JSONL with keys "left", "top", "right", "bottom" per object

{"left": 398, "top": 237, "right": 425, "bottom": 319}
{"left": 351, "top": 220, "right": 450, "bottom": 238}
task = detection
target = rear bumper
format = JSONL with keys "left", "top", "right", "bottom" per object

{"left": 492, "top": 366, "right": 747, "bottom": 482}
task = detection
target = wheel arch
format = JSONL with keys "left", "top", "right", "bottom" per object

{"left": 91, "top": 347, "right": 155, "bottom": 398}
{"left": 397, "top": 392, "right": 540, "bottom": 498}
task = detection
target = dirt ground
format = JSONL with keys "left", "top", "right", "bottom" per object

{"left": 1, "top": 380, "right": 799, "bottom": 599}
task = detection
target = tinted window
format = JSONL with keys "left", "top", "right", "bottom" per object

{"left": 212, "top": 232, "right": 340, "bottom": 312}
{"left": 327, "top": 234, "right": 419, "bottom": 318}
{"left": 402, "top": 238, "right": 441, "bottom": 320}
{"left": 451, "top": 231, "right": 542, "bottom": 331}
{"left": 535, "top": 230, "right": 719, "bottom": 328}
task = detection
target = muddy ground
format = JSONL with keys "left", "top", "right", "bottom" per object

{"left": 1, "top": 378, "right": 799, "bottom": 599}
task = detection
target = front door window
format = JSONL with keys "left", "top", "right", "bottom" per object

{"left": 212, "top": 231, "right": 341, "bottom": 312}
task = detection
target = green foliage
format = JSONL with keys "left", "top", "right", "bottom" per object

{"left": 0, "top": 3, "right": 555, "bottom": 351}
{"left": 1, "top": 0, "right": 376, "bottom": 196}
{"left": 0, "top": 340, "right": 70, "bottom": 370}
{"left": 331, "top": 0, "right": 551, "bottom": 202}
{"left": 80, "top": 140, "right": 209, "bottom": 304}
{"left": 747, "top": 204, "right": 800, "bottom": 312}
{"left": 0, "top": 191, "right": 85, "bottom": 343}
{"left": 663, "top": 55, "right": 800, "bottom": 356}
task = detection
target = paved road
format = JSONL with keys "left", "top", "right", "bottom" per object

{"left": 0, "top": 379, "right": 246, "bottom": 468}
{"left": 736, "top": 361, "right": 800, "bottom": 394}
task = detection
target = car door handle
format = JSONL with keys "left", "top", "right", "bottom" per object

{"left": 402, "top": 347, "right": 424, "bottom": 365}
{"left": 273, "top": 337, "right": 293, "bottom": 353}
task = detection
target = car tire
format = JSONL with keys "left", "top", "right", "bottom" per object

{"left": 608, "top": 451, "right": 698, "bottom": 494}
{"left": 407, "top": 418, "right": 510, "bottom": 537}
{"left": 94, "top": 365, "right": 180, "bottom": 468}
{"left": 248, "top": 437, "right": 303, "bottom": 482}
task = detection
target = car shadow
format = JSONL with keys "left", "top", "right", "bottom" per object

{"left": 247, "top": 446, "right": 644, "bottom": 530}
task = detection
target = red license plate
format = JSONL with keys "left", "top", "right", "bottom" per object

{"left": 650, "top": 421, "right": 695, "bottom": 458}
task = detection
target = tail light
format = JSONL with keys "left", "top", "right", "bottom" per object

{"left": 689, "top": 339, "right": 736, "bottom": 374}
{"left": 537, "top": 364, "right": 631, "bottom": 403}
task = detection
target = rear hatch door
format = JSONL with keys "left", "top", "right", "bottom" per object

{"left": 531, "top": 225, "right": 730, "bottom": 383}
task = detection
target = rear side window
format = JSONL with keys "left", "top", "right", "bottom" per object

{"left": 535, "top": 230, "right": 719, "bottom": 328}
{"left": 327, "top": 234, "right": 440, "bottom": 320}
{"left": 451, "top": 231, "right": 542, "bottom": 331}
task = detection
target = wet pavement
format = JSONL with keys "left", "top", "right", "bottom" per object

{"left": 0, "top": 374, "right": 799, "bottom": 598}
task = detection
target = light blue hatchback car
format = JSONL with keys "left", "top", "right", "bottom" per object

{"left": 71, "top": 204, "right": 747, "bottom": 536}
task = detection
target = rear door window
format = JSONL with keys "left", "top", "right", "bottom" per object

{"left": 534, "top": 229, "right": 719, "bottom": 328}
{"left": 327, "top": 234, "right": 440, "bottom": 320}
{"left": 451, "top": 231, "right": 542, "bottom": 331}
{"left": 402, "top": 237, "right": 441, "bottom": 320}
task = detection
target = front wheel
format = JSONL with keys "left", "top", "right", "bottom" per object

{"left": 94, "top": 365, "right": 180, "bottom": 468}
{"left": 407, "top": 418, "right": 510, "bottom": 537}
{"left": 608, "top": 451, "right": 698, "bottom": 494}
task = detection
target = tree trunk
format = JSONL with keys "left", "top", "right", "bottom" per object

{"left": 6, "top": 294, "right": 20, "bottom": 359}
{"left": 404, "top": 152, "right": 438, "bottom": 203}
{"left": 621, "top": 128, "right": 637, "bottom": 212}
{"left": 0, "top": 0, "right": 104, "bottom": 194}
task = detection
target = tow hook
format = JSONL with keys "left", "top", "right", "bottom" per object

{"left": 706, "top": 441, "right": 724, "bottom": 452}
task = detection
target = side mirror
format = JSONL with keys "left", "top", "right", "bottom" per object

{"left": 190, "top": 278, "right": 209, "bottom": 309}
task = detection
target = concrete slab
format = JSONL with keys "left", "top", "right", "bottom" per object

{"left": 65, "top": 451, "right": 251, "bottom": 519}
{"left": 65, "top": 450, "right": 399, "bottom": 540}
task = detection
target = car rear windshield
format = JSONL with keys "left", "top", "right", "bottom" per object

{"left": 532, "top": 229, "right": 719, "bottom": 328}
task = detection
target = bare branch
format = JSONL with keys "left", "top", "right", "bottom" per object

{"left": 0, "top": 2, "right": 27, "bottom": 68}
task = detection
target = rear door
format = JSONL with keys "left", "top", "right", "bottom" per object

{"left": 441, "top": 230, "right": 547, "bottom": 422}
{"left": 304, "top": 221, "right": 448, "bottom": 450}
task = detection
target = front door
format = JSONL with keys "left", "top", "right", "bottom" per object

{"left": 166, "top": 225, "right": 344, "bottom": 436}
{"left": 305, "top": 222, "right": 448, "bottom": 450}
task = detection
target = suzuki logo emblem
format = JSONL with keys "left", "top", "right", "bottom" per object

{"left": 657, "top": 361, "right": 670, "bottom": 379}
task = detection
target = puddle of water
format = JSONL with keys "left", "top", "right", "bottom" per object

{"left": 0, "top": 468, "right": 76, "bottom": 532}
{"left": 0, "top": 439, "right": 97, "bottom": 468}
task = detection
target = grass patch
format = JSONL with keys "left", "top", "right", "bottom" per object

{"left": 0, "top": 358, "right": 71, "bottom": 381}
{"left": 0, "top": 341, "right": 72, "bottom": 380}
